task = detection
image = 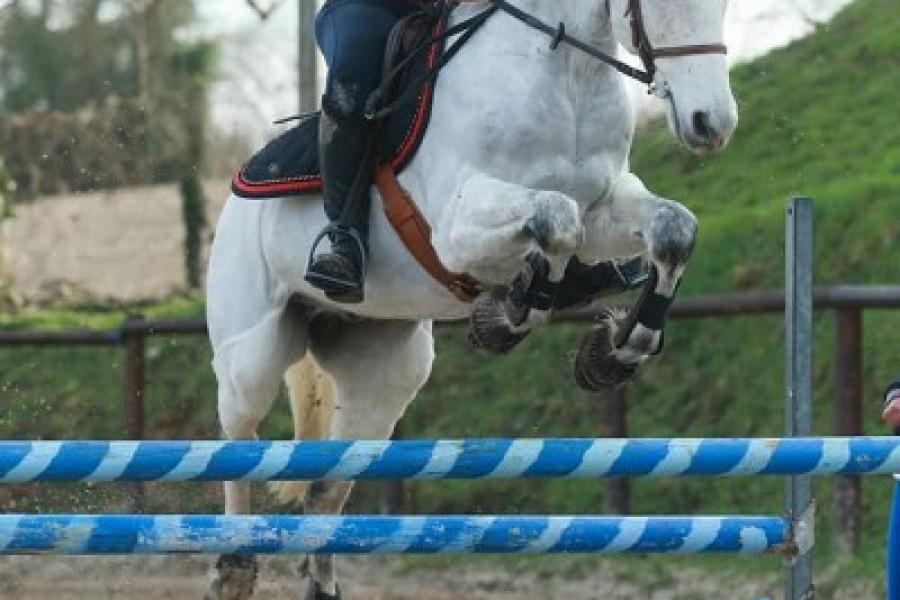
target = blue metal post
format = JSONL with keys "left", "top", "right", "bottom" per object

{"left": 888, "top": 482, "right": 900, "bottom": 599}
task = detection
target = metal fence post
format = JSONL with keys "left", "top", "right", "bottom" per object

{"left": 834, "top": 308, "right": 863, "bottom": 554}
{"left": 601, "top": 388, "right": 631, "bottom": 514}
{"left": 785, "top": 198, "right": 815, "bottom": 600}
{"left": 298, "top": 0, "right": 318, "bottom": 114}
{"left": 123, "top": 315, "right": 147, "bottom": 512}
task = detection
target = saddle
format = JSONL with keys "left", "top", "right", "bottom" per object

{"left": 232, "top": 12, "right": 448, "bottom": 199}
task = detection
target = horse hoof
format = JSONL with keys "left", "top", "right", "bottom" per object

{"left": 305, "top": 581, "right": 342, "bottom": 600}
{"left": 573, "top": 314, "right": 639, "bottom": 392}
{"left": 204, "top": 554, "right": 259, "bottom": 600}
{"left": 468, "top": 294, "right": 529, "bottom": 354}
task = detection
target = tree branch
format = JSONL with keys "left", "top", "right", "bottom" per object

{"left": 788, "top": 0, "right": 825, "bottom": 29}
{"left": 244, "top": 0, "right": 288, "bottom": 21}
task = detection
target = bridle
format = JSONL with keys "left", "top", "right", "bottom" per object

{"left": 361, "top": 0, "right": 729, "bottom": 121}
{"left": 623, "top": 0, "right": 728, "bottom": 87}
{"left": 487, "top": 0, "right": 727, "bottom": 96}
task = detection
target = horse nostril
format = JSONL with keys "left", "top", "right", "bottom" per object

{"left": 692, "top": 111, "right": 715, "bottom": 141}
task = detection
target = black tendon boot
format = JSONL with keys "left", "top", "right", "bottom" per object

{"left": 305, "top": 108, "right": 376, "bottom": 303}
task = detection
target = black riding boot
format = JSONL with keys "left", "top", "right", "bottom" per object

{"left": 305, "top": 109, "right": 376, "bottom": 303}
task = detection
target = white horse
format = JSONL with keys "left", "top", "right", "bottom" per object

{"left": 205, "top": 0, "right": 737, "bottom": 598}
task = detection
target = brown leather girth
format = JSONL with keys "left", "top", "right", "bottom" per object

{"left": 374, "top": 163, "right": 483, "bottom": 303}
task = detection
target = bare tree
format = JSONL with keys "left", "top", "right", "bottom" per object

{"left": 752, "top": 1, "right": 828, "bottom": 32}
{"left": 787, "top": 0, "right": 826, "bottom": 29}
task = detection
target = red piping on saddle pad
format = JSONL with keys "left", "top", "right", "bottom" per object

{"left": 389, "top": 19, "right": 443, "bottom": 171}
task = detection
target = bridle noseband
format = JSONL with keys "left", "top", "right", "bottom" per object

{"left": 624, "top": 0, "right": 728, "bottom": 87}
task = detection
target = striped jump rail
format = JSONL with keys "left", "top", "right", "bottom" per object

{"left": 0, "top": 515, "right": 789, "bottom": 555}
{"left": 1, "top": 437, "right": 899, "bottom": 483}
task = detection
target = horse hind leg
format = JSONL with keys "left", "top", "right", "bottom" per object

{"left": 205, "top": 305, "right": 309, "bottom": 600}
{"left": 270, "top": 357, "right": 335, "bottom": 507}
{"left": 574, "top": 173, "right": 697, "bottom": 391}
{"left": 298, "top": 317, "right": 435, "bottom": 600}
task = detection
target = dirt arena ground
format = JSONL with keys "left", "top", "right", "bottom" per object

{"left": 0, "top": 555, "right": 765, "bottom": 600}
{"left": 0, "top": 554, "right": 879, "bottom": 600}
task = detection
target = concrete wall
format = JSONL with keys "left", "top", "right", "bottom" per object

{"left": 1, "top": 181, "right": 231, "bottom": 304}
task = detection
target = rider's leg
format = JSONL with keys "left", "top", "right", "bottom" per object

{"left": 305, "top": 0, "right": 415, "bottom": 303}
{"left": 305, "top": 108, "right": 376, "bottom": 303}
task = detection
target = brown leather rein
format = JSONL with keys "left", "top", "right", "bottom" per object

{"left": 374, "top": 0, "right": 727, "bottom": 304}
{"left": 375, "top": 164, "right": 483, "bottom": 303}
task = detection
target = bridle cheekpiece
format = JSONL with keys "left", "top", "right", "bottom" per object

{"left": 623, "top": 0, "right": 728, "bottom": 96}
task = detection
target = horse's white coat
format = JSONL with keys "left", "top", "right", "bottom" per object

{"left": 204, "top": 1, "right": 736, "bottom": 597}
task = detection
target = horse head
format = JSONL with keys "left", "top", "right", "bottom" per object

{"left": 608, "top": 0, "right": 738, "bottom": 153}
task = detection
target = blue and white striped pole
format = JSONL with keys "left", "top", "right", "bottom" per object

{"left": 2, "top": 438, "right": 900, "bottom": 483}
{"left": 0, "top": 515, "right": 788, "bottom": 556}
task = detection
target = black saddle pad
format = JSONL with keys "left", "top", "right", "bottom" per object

{"left": 232, "top": 15, "right": 447, "bottom": 199}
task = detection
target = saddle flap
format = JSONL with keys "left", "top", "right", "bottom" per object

{"left": 232, "top": 13, "right": 448, "bottom": 200}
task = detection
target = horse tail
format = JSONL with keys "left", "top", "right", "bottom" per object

{"left": 270, "top": 355, "right": 335, "bottom": 506}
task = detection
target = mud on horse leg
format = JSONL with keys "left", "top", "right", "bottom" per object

{"left": 575, "top": 195, "right": 697, "bottom": 391}
{"left": 296, "top": 319, "right": 434, "bottom": 600}
{"left": 300, "top": 481, "right": 354, "bottom": 600}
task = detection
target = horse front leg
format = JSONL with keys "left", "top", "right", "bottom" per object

{"left": 573, "top": 173, "right": 697, "bottom": 391}
{"left": 436, "top": 172, "right": 584, "bottom": 354}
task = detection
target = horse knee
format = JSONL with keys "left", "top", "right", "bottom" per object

{"left": 215, "top": 363, "right": 276, "bottom": 440}
{"left": 648, "top": 202, "right": 697, "bottom": 272}
{"left": 526, "top": 191, "right": 583, "bottom": 257}
{"left": 218, "top": 393, "right": 267, "bottom": 440}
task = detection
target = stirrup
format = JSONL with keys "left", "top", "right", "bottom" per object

{"left": 305, "top": 224, "right": 369, "bottom": 303}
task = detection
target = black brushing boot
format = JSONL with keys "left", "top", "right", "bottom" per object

{"left": 552, "top": 256, "right": 651, "bottom": 311}
{"left": 305, "top": 107, "right": 376, "bottom": 304}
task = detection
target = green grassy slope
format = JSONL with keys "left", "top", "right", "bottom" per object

{"left": 0, "top": 0, "right": 899, "bottom": 595}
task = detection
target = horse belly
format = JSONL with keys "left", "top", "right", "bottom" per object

{"left": 259, "top": 195, "right": 470, "bottom": 322}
